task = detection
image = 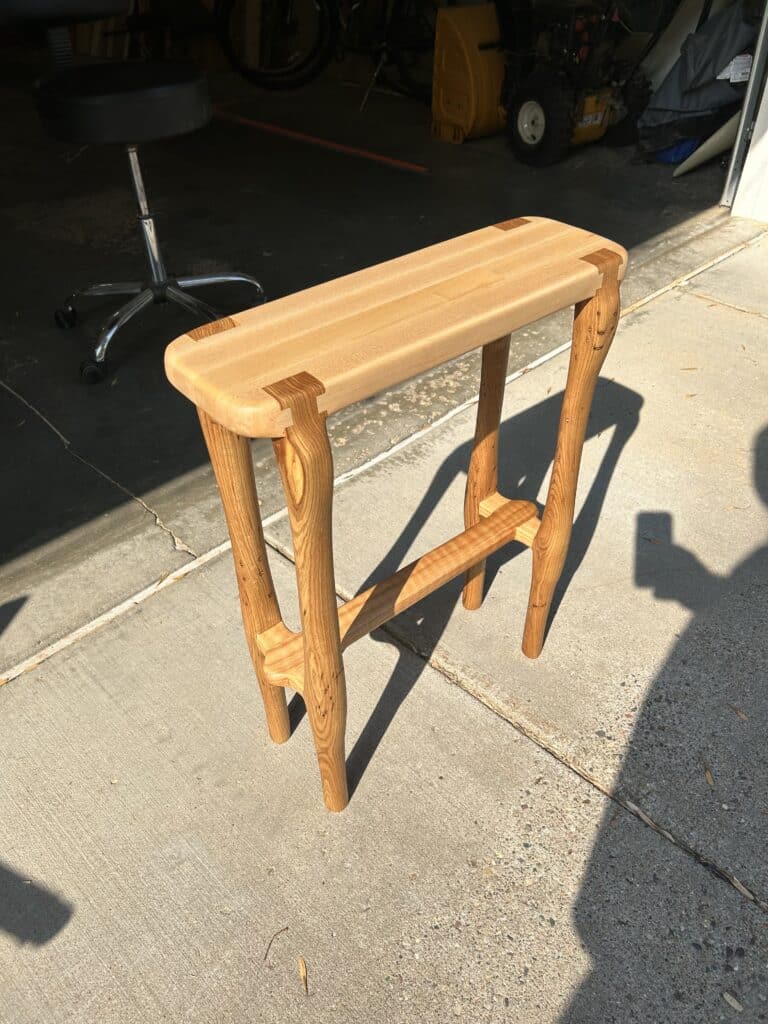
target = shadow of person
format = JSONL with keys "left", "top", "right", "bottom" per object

{"left": 0, "top": 597, "right": 26, "bottom": 643}
{"left": 561, "top": 425, "right": 768, "bottom": 1020}
{"left": 346, "top": 377, "right": 644, "bottom": 794}
{"left": 0, "top": 861, "right": 73, "bottom": 946}
{"left": 0, "top": 599, "right": 74, "bottom": 945}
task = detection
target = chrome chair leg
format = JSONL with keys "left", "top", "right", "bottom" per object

{"left": 92, "top": 289, "right": 155, "bottom": 364}
{"left": 71, "top": 281, "right": 144, "bottom": 301}
{"left": 55, "top": 281, "right": 145, "bottom": 330}
{"left": 176, "top": 272, "right": 266, "bottom": 304}
{"left": 165, "top": 284, "right": 221, "bottom": 323}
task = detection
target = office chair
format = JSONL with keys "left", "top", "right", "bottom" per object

{"left": 5, "top": 1, "right": 264, "bottom": 382}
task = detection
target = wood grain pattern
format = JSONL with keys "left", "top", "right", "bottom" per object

{"left": 197, "top": 410, "right": 290, "bottom": 742}
{"left": 187, "top": 316, "right": 236, "bottom": 340}
{"left": 477, "top": 492, "right": 541, "bottom": 544}
{"left": 494, "top": 218, "right": 530, "bottom": 231}
{"left": 165, "top": 218, "right": 627, "bottom": 438}
{"left": 522, "top": 249, "right": 622, "bottom": 659}
{"left": 266, "top": 373, "right": 349, "bottom": 812}
{"left": 463, "top": 336, "right": 511, "bottom": 610}
{"left": 260, "top": 498, "right": 539, "bottom": 689}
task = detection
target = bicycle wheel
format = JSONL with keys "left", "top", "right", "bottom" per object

{"left": 387, "top": 0, "right": 436, "bottom": 103}
{"left": 216, "top": 0, "right": 340, "bottom": 90}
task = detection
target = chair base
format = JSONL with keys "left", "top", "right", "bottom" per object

{"left": 57, "top": 272, "right": 265, "bottom": 381}
{"left": 55, "top": 144, "right": 264, "bottom": 382}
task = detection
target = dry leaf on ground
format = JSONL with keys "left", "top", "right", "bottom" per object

{"left": 298, "top": 957, "right": 308, "bottom": 996}
{"left": 723, "top": 991, "right": 744, "bottom": 1012}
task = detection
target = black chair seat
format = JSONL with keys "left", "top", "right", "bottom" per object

{"left": 36, "top": 61, "right": 211, "bottom": 144}
{"left": 0, "top": 0, "right": 127, "bottom": 27}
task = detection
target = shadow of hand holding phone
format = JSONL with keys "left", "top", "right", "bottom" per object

{"left": 636, "top": 510, "right": 722, "bottom": 613}
{"left": 563, "top": 425, "right": 768, "bottom": 1020}
{"left": 0, "top": 861, "right": 73, "bottom": 946}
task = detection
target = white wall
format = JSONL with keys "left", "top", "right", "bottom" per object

{"left": 732, "top": 66, "right": 768, "bottom": 221}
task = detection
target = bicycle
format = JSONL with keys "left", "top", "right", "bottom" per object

{"left": 112, "top": 0, "right": 435, "bottom": 105}
{"left": 215, "top": 0, "right": 437, "bottom": 101}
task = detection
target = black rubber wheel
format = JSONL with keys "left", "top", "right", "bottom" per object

{"left": 507, "top": 72, "right": 575, "bottom": 167}
{"left": 80, "top": 359, "right": 107, "bottom": 385}
{"left": 215, "top": 0, "right": 339, "bottom": 90}
{"left": 55, "top": 305, "right": 77, "bottom": 329}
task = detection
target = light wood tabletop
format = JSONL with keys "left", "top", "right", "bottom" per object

{"left": 165, "top": 216, "right": 627, "bottom": 438}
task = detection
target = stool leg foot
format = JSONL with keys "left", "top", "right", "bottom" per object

{"left": 268, "top": 374, "right": 349, "bottom": 812}
{"left": 522, "top": 253, "right": 621, "bottom": 659}
{"left": 463, "top": 336, "right": 511, "bottom": 610}
{"left": 198, "top": 410, "right": 291, "bottom": 743}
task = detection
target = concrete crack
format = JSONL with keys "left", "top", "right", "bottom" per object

{"left": 1, "top": 378, "right": 198, "bottom": 557}
{"left": 391, "top": 626, "right": 768, "bottom": 916}
{"left": 684, "top": 287, "right": 768, "bottom": 323}
{"left": 262, "top": 531, "right": 768, "bottom": 916}
{"left": 618, "top": 227, "right": 768, "bottom": 320}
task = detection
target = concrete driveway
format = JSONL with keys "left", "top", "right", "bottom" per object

{"left": 2, "top": 215, "right": 767, "bottom": 1021}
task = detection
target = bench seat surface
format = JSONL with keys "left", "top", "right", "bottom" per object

{"left": 165, "top": 216, "right": 627, "bottom": 437}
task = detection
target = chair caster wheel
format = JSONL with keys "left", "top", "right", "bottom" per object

{"left": 80, "top": 359, "right": 106, "bottom": 385}
{"left": 55, "top": 305, "right": 77, "bottom": 329}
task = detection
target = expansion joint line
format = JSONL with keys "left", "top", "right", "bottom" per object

{"left": 260, "top": 524, "right": 768, "bottom": 915}
{"left": 0, "top": 378, "right": 197, "bottom": 556}
{"left": 414, "top": 640, "right": 768, "bottom": 916}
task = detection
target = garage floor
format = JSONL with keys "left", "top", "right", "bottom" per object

{"left": 2, "top": 48, "right": 762, "bottom": 668}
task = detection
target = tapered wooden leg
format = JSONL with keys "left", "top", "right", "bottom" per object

{"left": 522, "top": 251, "right": 622, "bottom": 659}
{"left": 266, "top": 373, "right": 349, "bottom": 812}
{"left": 463, "top": 336, "right": 511, "bottom": 610}
{"left": 198, "top": 410, "right": 291, "bottom": 742}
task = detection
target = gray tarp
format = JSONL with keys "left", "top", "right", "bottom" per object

{"left": 638, "top": 0, "right": 758, "bottom": 152}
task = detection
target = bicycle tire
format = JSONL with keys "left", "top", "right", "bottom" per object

{"left": 215, "top": 0, "right": 340, "bottom": 90}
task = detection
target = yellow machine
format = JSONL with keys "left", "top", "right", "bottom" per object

{"left": 571, "top": 86, "right": 619, "bottom": 144}
{"left": 431, "top": 3, "right": 637, "bottom": 164}
{"left": 431, "top": 4, "right": 506, "bottom": 143}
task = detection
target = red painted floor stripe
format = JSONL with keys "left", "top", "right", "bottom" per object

{"left": 215, "top": 107, "right": 430, "bottom": 175}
